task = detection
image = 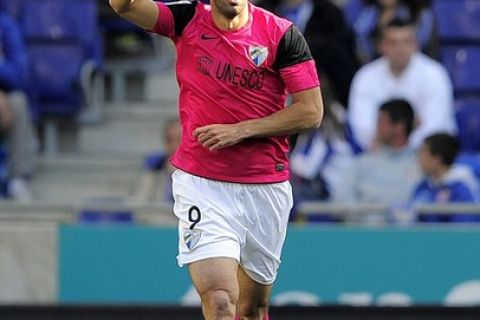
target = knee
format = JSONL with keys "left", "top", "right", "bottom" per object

{"left": 203, "top": 289, "right": 237, "bottom": 319}
{"left": 237, "top": 299, "right": 268, "bottom": 320}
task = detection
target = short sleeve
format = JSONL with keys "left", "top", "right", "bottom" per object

{"left": 151, "top": 1, "right": 197, "bottom": 39}
{"left": 275, "top": 25, "right": 320, "bottom": 93}
{"left": 280, "top": 60, "right": 319, "bottom": 93}
{"left": 276, "top": 25, "right": 320, "bottom": 93}
{"left": 275, "top": 25, "right": 312, "bottom": 69}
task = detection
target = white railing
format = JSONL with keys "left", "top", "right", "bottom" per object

{"left": 0, "top": 200, "right": 176, "bottom": 225}
{"left": 2, "top": 200, "right": 480, "bottom": 225}
{"left": 296, "top": 201, "right": 480, "bottom": 224}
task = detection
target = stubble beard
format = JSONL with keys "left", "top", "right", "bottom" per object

{"left": 214, "top": 0, "right": 246, "bottom": 20}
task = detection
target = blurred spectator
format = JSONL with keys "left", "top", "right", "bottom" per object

{"left": 257, "top": 0, "right": 358, "bottom": 107}
{"left": 0, "top": 6, "right": 37, "bottom": 201}
{"left": 457, "top": 153, "right": 480, "bottom": 184}
{"left": 130, "top": 118, "right": 181, "bottom": 202}
{"left": 412, "top": 133, "right": 480, "bottom": 223}
{"left": 290, "top": 74, "right": 361, "bottom": 211}
{"left": 343, "top": 0, "right": 365, "bottom": 28}
{"left": 353, "top": 0, "right": 436, "bottom": 62}
{"left": 341, "top": 99, "right": 421, "bottom": 219}
{"left": 348, "top": 18, "right": 456, "bottom": 151}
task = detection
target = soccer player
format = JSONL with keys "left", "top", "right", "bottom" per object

{"left": 109, "top": 1, "right": 323, "bottom": 319}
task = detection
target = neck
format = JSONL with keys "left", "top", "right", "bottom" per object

{"left": 389, "top": 63, "right": 407, "bottom": 77}
{"left": 431, "top": 165, "right": 449, "bottom": 181}
{"left": 212, "top": 3, "right": 250, "bottom": 31}
{"left": 388, "top": 136, "right": 409, "bottom": 150}
{"left": 382, "top": 5, "right": 396, "bottom": 11}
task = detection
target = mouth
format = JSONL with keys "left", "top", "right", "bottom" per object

{"left": 226, "top": 0, "right": 240, "bottom": 6}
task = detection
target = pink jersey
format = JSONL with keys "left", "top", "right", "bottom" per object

{"left": 152, "top": 1, "right": 319, "bottom": 183}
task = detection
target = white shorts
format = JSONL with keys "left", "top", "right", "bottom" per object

{"left": 172, "top": 169, "right": 293, "bottom": 285}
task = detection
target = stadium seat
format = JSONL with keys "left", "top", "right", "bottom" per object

{"left": 21, "top": 0, "right": 105, "bottom": 152}
{"left": 22, "top": 0, "right": 103, "bottom": 68}
{"left": 441, "top": 46, "right": 480, "bottom": 94}
{"left": 0, "top": 0, "right": 25, "bottom": 21}
{"left": 22, "top": 0, "right": 87, "bottom": 116}
{"left": 455, "top": 97, "right": 480, "bottom": 152}
{"left": 22, "top": 1, "right": 77, "bottom": 40}
{"left": 27, "top": 41, "right": 85, "bottom": 154}
{"left": 79, "top": 209, "right": 135, "bottom": 224}
{"left": 72, "top": 0, "right": 104, "bottom": 69}
{"left": 28, "top": 42, "right": 84, "bottom": 116}
{"left": 433, "top": 0, "right": 480, "bottom": 42}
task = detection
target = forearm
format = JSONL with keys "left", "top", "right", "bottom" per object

{"left": 239, "top": 99, "right": 323, "bottom": 139}
{"left": 109, "top": 0, "right": 134, "bottom": 14}
{"left": 194, "top": 88, "right": 323, "bottom": 151}
{"left": 109, "top": 0, "right": 158, "bottom": 30}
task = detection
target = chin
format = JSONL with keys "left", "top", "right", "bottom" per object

{"left": 224, "top": 7, "right": 242, "bottom": 18}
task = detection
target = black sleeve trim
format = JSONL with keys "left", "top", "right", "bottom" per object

{"left": 274, "top": 25, "right": 313, "bottom": 70}
{"left": 165, "top": 0, "right": 197, "bottom": 37}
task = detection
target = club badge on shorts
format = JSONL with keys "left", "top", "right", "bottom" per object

{"left": 183, "top": 228, "right": 202, "bottom": 251}
{"left": 249, "top": 45, "right": 268, "bottom": 67}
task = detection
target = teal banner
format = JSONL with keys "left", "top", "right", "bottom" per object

{"left": 59, "top": 225, "right": 480, "bottom": 305}
{"left": 59, "top": 226, "right": 190, "bottom": 303}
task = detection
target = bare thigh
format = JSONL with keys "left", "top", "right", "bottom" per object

{"left": 189, "top": 258, "right": 240, "bottom": 319}
{"left": 189, "top": 257, "right": 239, "bottom": 294}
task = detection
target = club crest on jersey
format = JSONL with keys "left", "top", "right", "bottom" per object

{"left": 249, "top": 45, "right": 268, "bottom": 67}
{"left": 183, "top": 228, "right": 202, "bottom": 251}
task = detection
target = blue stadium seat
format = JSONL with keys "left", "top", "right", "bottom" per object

{"left": 77, "top": 0, "right": 104, "bottom": 69}
{"left": 0, "top": 0, "right": 25, "bottom": 21}
{"left": 22, "top": 0, "right": 77, "bottom": 40}
{"left": 455, "top": 97, "right": 480, "bottom": 152}
{"left": 22, "top": 0, "right": 103, "bottom": 68}
{"left": 433, "top": 0, "right": 480, "bottom": 42}
{"left": 21, "top": 0, "right": 105, "bottom": 153}
{"left": 28, "top": 42, "right": 84, "bottom": 116}
{"left": 441, "top": 46, "right": 480, "bottom": 94}
{"left": 79, "top": 209, "right": 135, "bottom": 224}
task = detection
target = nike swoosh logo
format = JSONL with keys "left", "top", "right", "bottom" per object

{"left": 201, "top": 34, "right": 217, "bottom": 40}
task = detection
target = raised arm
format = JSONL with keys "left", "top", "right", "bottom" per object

{"left": 109, "top": 0, "right": 159, "bottom": 30}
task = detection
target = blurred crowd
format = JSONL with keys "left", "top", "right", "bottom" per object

{"left": 255, "top": 0, "right": 480, "bottom": 224}
{"left": 0, "top": 0, "right": 479, "bottom": 225}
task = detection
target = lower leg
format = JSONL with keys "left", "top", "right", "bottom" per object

{"left": 6, "top": 92, "right": 37, "bottom": 178}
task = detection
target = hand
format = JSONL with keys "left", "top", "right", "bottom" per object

{"left": 193, "top": 123, "right": 246, "bottom": 151}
